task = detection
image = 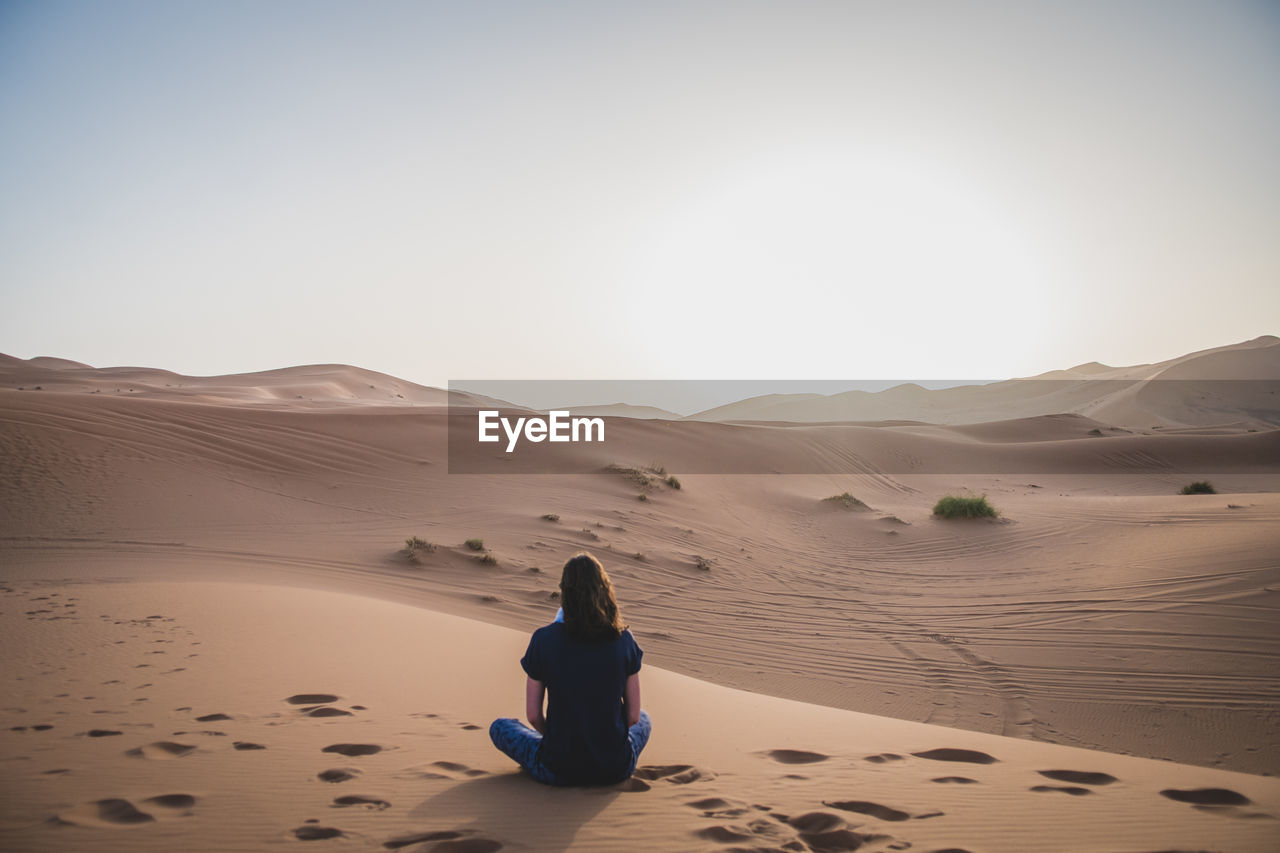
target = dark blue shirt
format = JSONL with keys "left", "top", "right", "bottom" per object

{"left": 520, "top": 623, "right": 642, "bottom": 784}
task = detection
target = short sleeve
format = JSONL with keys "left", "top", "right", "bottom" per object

{"left": 520, "top": 631, "right": 545, "bottom": 681}
{"left": 623, "top": 630, "right": 643, "bottom": 676}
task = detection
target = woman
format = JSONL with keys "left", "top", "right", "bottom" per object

{"left": 489, "top": 552, "right": 651, "bottom": 785}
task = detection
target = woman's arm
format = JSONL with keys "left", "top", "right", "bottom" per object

{"left": 525, "top": 677, "right": 546, "bottom": 734}
{"left": 623, "top": 672, "right": 641, "bottom": 727}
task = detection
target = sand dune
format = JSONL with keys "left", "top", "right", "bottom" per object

{"left": 685, "top": 335, "right": 1280, "bottom": 428}
{"left": 0, "top": 355, "right": 503, "bottom": 410}
{"left": 2, "top": 342, "right": 1279, "bottom": 850}
{"left": 3, "top": 581, "right": 1278, "bottom": 853}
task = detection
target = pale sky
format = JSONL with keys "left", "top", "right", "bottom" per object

{"left": 2, "top": 0, "right": 1277, "bottom": 385}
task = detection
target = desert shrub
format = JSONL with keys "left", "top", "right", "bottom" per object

{"left": 932, "top": 494, "right": 998, "bottom": 519}
{"left": 823, "top": 492, "right": 869, "bottom": 511}
{"left": 1180, "top": 481, "right": 1216, "bottom": 495}
{"left": 477, "top": 553, "right": 498, "bottom": 565}
{"left": 464, "top": 538, "right": 485, "bottom": 551}
{"left": 694, "top": 556, "right": 712, "bottom": 571}
{"left": 607, "top": 463, "right": 656, "bottom": 489}
{"left": 403, "top": 536, "right": 435, "bottom": 564}
{"left": 541, "top": 513, "right": 560, "bottom": 522}
{"left": 632, "top": 552, "right": 645, "bottom": 561}
{"left": 666, "top": 475, "right": 681, "bottom": 490}
{"left": 637, "top": 493, "right": 648, "bottom": 502}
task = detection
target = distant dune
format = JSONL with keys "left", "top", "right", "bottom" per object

{"left": 686, "top": 335, "right": 1280, "bottom": 429}
{"left": 0, "top": 355, "right": 503, "bottom": 409}
{"left": 554, "top": 402, "right": 685, "bottom": 420}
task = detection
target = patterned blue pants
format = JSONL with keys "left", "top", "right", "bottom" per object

{"left": 489, "top": 710, "right": 652, "bottom": 786}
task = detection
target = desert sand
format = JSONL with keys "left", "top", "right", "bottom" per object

{"left": 2, "top": 337, "right": 1278, "bottom": 852}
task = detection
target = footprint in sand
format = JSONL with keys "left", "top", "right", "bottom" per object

{"left": 57, "top": 798, "right": 155, "bottom": 827}
{"left": 1030, "top": 785, "right": 1092, "bottom": 796}
{"left": 392, "top": 761, "right": 488, "bottom": 781}
{"left": 863, "top": 753, "right": 905, "bottom": 764}
{"left": 234, "top": 741, "right": 267, "bottom": 750}
{"left": 383, "top": 831, "right": 503, "bottom": 852}
{"left": 144, "top": 793, "right": 197, "bottom": 812}
{"left": 307, "top": 707, "right": 354, "bottom": 717}
{"left": 785, "top": 812, "right": 882, "bottom": 851}
{"left": 931, "top": 776, "right": 978, "bottom": 784}
{"left": 56, "top": 794, "right": 197, "bottom": 827}
{"left": 684, "top": 796, "right": 751, "bottom": 818}
{"left": 322, "top": 743, "right": 383, "bottom": 757}
{"left": 1038, "top": 769, "right": 1116, "bottom": 786}
{"left": 127, "top": 741, "right": 196, "bottom": 759}
{"left": 911, "top": 748, "right": 998, "bottom": 765}
{"left": 86, "top": 729, "right": 122, "bottom": 737}
{"left": 1159, "top": 788, "right": 1251, "bottom": 806}
{"left": 287, "top": 693, "right": 341, "bottom": 705}
{"left": 333, "top": 795, "right": 390, "bottom": 810}
{"left": 384, "top": 830, "right": 466, "bottom": 849}
{"left": 824, "top": 800, "right": 913, "bottom": 822}
{"left": 195, "top": 713, "right": 231, "bottom": 722}
{"left": 633, "top": 764, "right": 712, "bottom": 784}
{"left": 765, "top": 749, "right": 829, "bottom": 765}
{"left": 694, "top": 825, "right": 756, "bottom": 843}
{"left": 318, "top": 768, "right": 361, "bottom": 783}
{"left": 294, "top": 825, "right": 344, "bottom": 840}
{"left": 431, "top": 760, "right": 489, "bottom": 778}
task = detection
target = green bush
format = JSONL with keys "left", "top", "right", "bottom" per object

{"left": 1180, "top": 481, "right": 1216, "bottom": 495}
{"left": 932, "top": 494, "right": 998, "bottom": 519}
{"left": 477, "top": 552, "right": 498, "bottom": 565}
{"left": 666, "top": 475, "right": 681, "bottom": 490}
{"left": 541, "top": 513, "right": 560, "bottom": 522}
{"left": 464, "top": 538, "right": 485, "bottom": 550}
{"left": 403, "top": 536, "right": 435, "bottom": 564}
{"left": 823, "top": 492, "right": 869, "bottom": 511}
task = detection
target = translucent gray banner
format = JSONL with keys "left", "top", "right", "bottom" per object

{"left": 446, "top": 379, "right": 1280, "bottom": 474}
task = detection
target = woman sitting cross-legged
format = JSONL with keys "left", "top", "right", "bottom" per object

{"left": 489, "top": 551, "right": 651, "bottom": 785}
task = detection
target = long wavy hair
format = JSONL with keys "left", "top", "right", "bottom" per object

{"left": 559, "top": 552, "right": 626, "bottom": 642}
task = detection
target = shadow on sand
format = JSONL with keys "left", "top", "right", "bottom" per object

{"left": 402, "top": 771, "right": 624, "bottom": 852}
